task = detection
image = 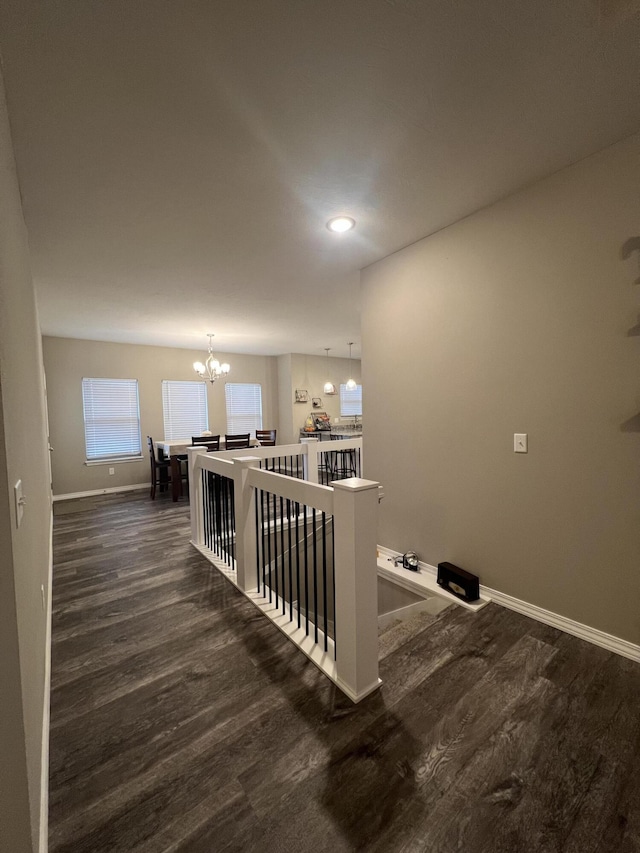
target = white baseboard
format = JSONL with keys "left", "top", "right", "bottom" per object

{"left": 40, "top": 511, "right": 53, "bottom": 852}
{"left": 482, "top": 583, "right": 640, "bottom": 663}
{"left": 53, "top": 483, "right": 149, "bottom": 502}
{"left": 378, "top": 544, "right": 640, "bottom": 663}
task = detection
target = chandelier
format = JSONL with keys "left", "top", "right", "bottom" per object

{"left": 193, "top": 334, "right": 230, "bottom": 383}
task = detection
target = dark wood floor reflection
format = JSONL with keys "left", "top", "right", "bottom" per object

{"left": 50, "top": 492, "right": 640, "bottom": 853}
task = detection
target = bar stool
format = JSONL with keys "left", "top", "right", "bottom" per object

{"left": 329, "top": 434, "right": 358, "bottom": 480}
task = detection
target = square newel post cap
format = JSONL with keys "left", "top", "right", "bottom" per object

{"left": 331, "top": 477, "right": 380, "bottom": 492}
{"left": 233, "top": 455, "right": 261, "bottom": 467}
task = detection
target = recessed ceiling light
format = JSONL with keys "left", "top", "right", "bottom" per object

{"left": 327, "top": 216, "right": 355, "bottom": 233}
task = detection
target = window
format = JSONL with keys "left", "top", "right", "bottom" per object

{"left": 225, "top": 383, "right": 262, "bottom": 435}
{"left": 340, "top": 384, "right": 362, "bottom": 417}
{"left": 162, "top": 380, "right": 208, "bottom": 440}
{"left": 82, "top": 378, "right": 141, "bottom": 461}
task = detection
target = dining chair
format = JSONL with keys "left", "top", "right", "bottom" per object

{"left": 256, "top": 429, "right": 276, "bottom": 446}
{"left": 224, "top": 433, "right": 251, "bottom": 450}
{"left": 147, "top": 436, "right": 171, "bottom": 500}
{"left": 191, "top": 435, "right": 221, "bottom": 451}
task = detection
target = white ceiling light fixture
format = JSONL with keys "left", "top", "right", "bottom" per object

{"left": 326, "top": 216, "right": 355, "bottom": 233}
{"left": 193, "top": 333, "right": 230, "bottom": 384}
{"left": 346, "top": 342, "right": 357, "bottom": 390}
{"left": 323, "top": 348, "right": 336, "bottom": 395}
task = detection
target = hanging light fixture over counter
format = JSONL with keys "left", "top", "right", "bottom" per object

{"left": 346, "top": 342, "right": 357, "bottom": 390}
{"left": 193, "top": 334, "right": 230, "bottom": 383}
{"left": 323, "top": 348, "right": 336, "bottom": 395}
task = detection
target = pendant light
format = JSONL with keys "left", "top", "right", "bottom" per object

{"left": 323, "top": 348, "right": 336, "bottom": 395}
{"left": 346, "top": 342, "right": 357, "bottom": 391}
{"left": 193, "top": 334, "right": 231, "bottom": 384}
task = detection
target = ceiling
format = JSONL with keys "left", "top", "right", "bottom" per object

{"left": 1, "top": 0, "right": 639, "bottom": 358}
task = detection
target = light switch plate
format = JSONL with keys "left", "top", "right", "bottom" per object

{"left": 514, "top": 433, "right": 528, "bottom": 453}
{"left": 14, "top": 479, "right": 24, "bottom": 527}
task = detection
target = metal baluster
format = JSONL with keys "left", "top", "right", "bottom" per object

{"left": 254, "top": 486, "right": 260, "bottom": 589}
{"left": 212, "top": 471, "right": 218, "bottom": 553}
{"left": 279, "top": 496, "right": 286, "bottom": 614}
{"left": 295, "top": 501, "right": 301, "bottom": 629}
{"left": 304, "top": 504, "right": 309, "bottom": 635}
{"left": 273, "top": 491, "right": 279, "bottom": 605}
{"left": 266, "top": 488, "right": 272, "bottom": 603}
{"left": 221, "top": 475, "right": 226, "bottom": 558}
{"left": 213, "top": 474, "right": 220, "bottom": 555}
{"left": 229, "top": 480, "right": 236, "bottom": 566}
{"left": 260, "top": 488, "right": 266, "bottom": 596}
{"left": 312, "top": 507, "right": 318, "bottom": 644}
{"left": 216, "top": 474, "right": 222, "bottom": 558}
{"left": 201, "top": 470, "right": 207, "bottom": 548}
{"left": 287, "top": 498, "right": 293, "bottom": 621}
{"left": 224, "top": 477, "right": 230, "bottom": 565}
{"left": 230, "top": 478, "right": 236, "bottom": 564}
{"left": 331, "top": 516, "right": 336, "bottom": 656}
{"left": 322, "top": 510, "right": 328, "bottom": 651}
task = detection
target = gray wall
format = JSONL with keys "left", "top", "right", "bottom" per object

{"left": 289, "top": 353, "right": 362, "bottom": 436}
{"left": 0, "top": 69, "right": 51, "bottom": 852}
{"left": 362, "top": 133, "right": 640, "bottom": 645}
{"left": 276, "top": 354, "right": 294, "bottom": 444}
{"left": 43, "top": 337, "right": 279, "bottom": 496}
{"left": 277, "top": 352, "right": 362, "bottom": 445}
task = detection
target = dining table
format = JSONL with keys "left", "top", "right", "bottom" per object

{"left": 157, "top": 438, "right": 259, "bottom": 501}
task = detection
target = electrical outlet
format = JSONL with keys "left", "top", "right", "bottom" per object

{"left": 109, "top": 467, "right": 115, "bottom": 475}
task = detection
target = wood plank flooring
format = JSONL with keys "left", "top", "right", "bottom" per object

{"left": 50, "top": 492, "right": 640, "bottom": 853}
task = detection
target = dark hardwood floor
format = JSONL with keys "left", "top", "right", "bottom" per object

{"left": 50, "top": 492, "right": 640, "bottom": 853}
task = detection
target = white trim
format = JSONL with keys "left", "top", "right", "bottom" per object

{"left": 53, "top": 483, "right": 149, "bottom": 502}
{"left": 39, "top": 510, "right": 53, "bottom": 852}
{"left": 377, "top": 544, "right": 640, "bottom": 663}
{"left": 84, "top": 456, "right": 143, "bottom": 466}
{"left": 482, "top": 583, "right": 640, "bottom": 663}
{"left": 376, "top": 546, "right": 490, "bottom": 612}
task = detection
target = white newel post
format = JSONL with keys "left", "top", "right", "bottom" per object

{"left": 187, "top": 446, "right": 205, "bottom": 546}
{"left": 331, "top": 477, "right": 381, "bottom": 702}
{"left": 233, "top": 457, "right": 260, "bottom": 593}
{"left": 300, "top": 438, "right": 319, "bottom": 483}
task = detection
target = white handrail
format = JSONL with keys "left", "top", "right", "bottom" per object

{"left": 247, "top": 467, "right": 334, "bottom": 514}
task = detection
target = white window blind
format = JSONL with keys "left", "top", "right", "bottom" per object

{"left": 340, "top": 384, "right": 363, "bottom": 417}
{"left": 82, "top": 378, "right": 142, "bottom": 461}
{"left": 162, "top": 380, "right": 209, "bottom": 440}
{"left": 225, "top": 383, "right": 262, "bottom": 435}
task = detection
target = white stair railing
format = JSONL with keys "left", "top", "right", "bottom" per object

{"left": 187, "top": 441, "right": 380, "bottom": 703}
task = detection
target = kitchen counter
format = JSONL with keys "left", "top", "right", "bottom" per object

{"left": 299, "top": 428, "right": 363, "bottom": 441}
